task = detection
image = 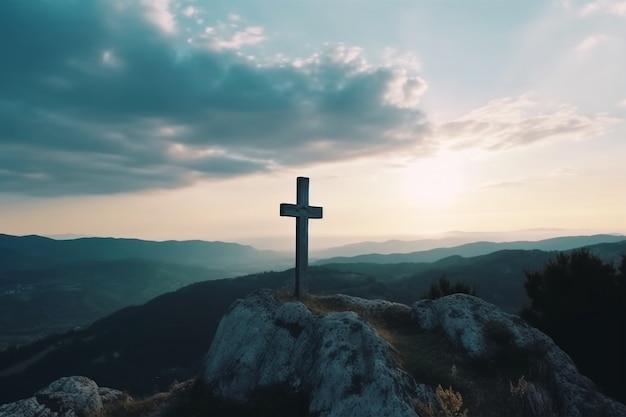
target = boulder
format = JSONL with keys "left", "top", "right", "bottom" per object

{"left": 0, "top": 375, "right": 124, "bottom": 417}
{"left": 202, "top": 289, "right": 432, "bottom": 417}
{"left": 313, "top": 293, "right": 412, "bottom": 320}
{"left": 412, "top": 294, "right": 626, "bottom": 417}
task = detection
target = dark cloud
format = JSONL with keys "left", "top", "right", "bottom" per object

{"left": 0, "top": 0, "right": 428, "bottom": 196}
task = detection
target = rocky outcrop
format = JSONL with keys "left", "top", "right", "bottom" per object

{"left": 202, "top": 289, "right": 433, "bottom": 417}
{"left": 0, "top": 375, "right": 124, "bottom": 417}
{"left": 204, "top": 290, "right": 626, "bottom": 417}
{"left": 412, "top": 294, "right": 626, "bottom": 417}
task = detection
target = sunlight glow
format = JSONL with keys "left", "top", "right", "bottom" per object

{"left": 400, "top": 152, "right": 467, "bottom": 207}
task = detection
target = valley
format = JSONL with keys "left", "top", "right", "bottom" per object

{"left": 0, "top": 233, "right": 625, "bottom": 405}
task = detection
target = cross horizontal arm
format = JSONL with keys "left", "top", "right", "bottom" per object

{"left": 280, "top": 203, "right": 323, "bottom": 219}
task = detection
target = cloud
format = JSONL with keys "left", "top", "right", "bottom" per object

{"left": 141, "top": 0, "right": 176, "bottom": 34}
{"left": 575, "top": 34, "right": 607, "bottom": 52}
{"left": 182, "top": 6, "right": 197, "bottom": 18}
{"left": 480, "top": 167, "right": 582, "bottom": 190}
{"left": 579, "top": 0, "right": 626, "bottom": 17}
{"left": 194, "top": 25, "right": 266, "bottom": 51}
{"left": 0, "top": 0, "right": 429, "bottom": 196}
{"left": 1, "top": 1, "right": 611, "bottom": 198}
{"left": 436, "top": 95, "right": 618, "bottom": 151}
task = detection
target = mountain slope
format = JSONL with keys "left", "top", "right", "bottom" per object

{"left": 0, "top": 259, "right": 230, "bottom": 349}
{"left": 0, "top": 267, "right": 393, "bottom": 404}
{"left": 321, "top": 240, "right": 626, "bottom": 313}
{"left": 0, "top": 233, "right": 292, "bottom": 349}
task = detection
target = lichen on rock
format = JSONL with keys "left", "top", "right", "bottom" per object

{"left": 411, "top": 294, "right": 626, "bottom": 417}
{"left": 0, "top": 375, "right": 124, "bottom": 417}
{"left": 202, "top": 289, "right": 430, "bottom": 417}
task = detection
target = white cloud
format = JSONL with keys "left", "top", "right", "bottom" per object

{"left": 214, "top": 26, "right": 265, "bottom": 50}
{"left": 326, "top": 44, "right": 365, "bottom": 67}
{"left": 612, "top": 1, "right": 626, "bottom": 15}
{"left": 580, "top": 1, "right": 601, "bottom": 15}
{"left": 576, "top": 34, "right": 607, "bottom": 52}
{"left": 436, "top": 94, "right": 618, "bottom": 151}
{"left": 480, "top": 167, "right": 582, "bottom": 189}
{"left": 141, "top": 0, "right": 176, "bottom": 34}
{"left": 288, "top": 44, "right": 370, "bottom": 76}
{"left": 381, "top": 48, "right": 421, "bottom": 72}
{"left": 384, "top": 69, "right": 427, "bottom": 109}
{"left": 192, "top": 23, "right": 266, "bottom": 50}
{"left": 182, "top": 6, "right": 196, "bottom": 17}
{"left": 580, "top": 0, "right": 626, "bottom": 17}
{"left": 619, "top": 98, "right": 626, "bottom": 106}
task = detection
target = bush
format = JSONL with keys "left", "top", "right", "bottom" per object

{"left": 424, "top": 275, "right": 478, "bottom": 300}
{"left": 520, "top": 248, "right": 626, "bottom": 402}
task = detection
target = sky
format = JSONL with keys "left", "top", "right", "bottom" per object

{"left": 0, "top": 0, "right": 625, "bottom": 250}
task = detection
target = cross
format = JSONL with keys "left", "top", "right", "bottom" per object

{"left": 280, "top": 177, "right": 323, "bottom": 299}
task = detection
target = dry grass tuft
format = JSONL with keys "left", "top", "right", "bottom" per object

{"left": 414, "top": 385, "right": 468, "bottom": 417}
{"left": 93, "top": 380, "right": 195, "bottom": 417}
{"left": 273, "top": 290, "right": 559, "bottom": 417}
{"left": 436, "top": 385, "right": 468, "bottom": 417}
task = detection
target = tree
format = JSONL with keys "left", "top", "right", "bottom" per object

{"left": 521, "top": 248, "right": 626, "bottom": 402}
{"left": 424, "top": 275, "right": 478, "bottom": 300}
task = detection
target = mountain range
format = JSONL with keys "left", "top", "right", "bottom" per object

{"left": 0, "top": 234, "right": 290, "bottom": 274}
{"left": 1, "top": 235, "right": 626, "bottom": 405}
{"left": 0, "top": 234, "right": 295, "bottom": 349}
{"left": 313, "top": 234, "right": 626, "bottom": 264}
{"left": 1, "top": 233, "right": 624, "bottom": 350}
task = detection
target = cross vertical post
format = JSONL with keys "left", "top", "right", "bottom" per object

{"left": 280, "top": 177, "right": 323, "bottom": 299}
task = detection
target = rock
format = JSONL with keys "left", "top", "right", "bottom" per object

{"left": 202, "top": 289, "right": 432, "bottom": 417}
{"left": 0, "top": 375, "right": 124, "bottom": 417}
{"left": 411, "top": 294, "right": 626, "bottom": 417}
{"left": 97, "top": 387, "right": 126, "bottom": 404}
{"left": 313, "top": 294, "right": 412, "bottom": 320}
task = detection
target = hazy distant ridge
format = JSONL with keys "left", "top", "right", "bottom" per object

{"left": 314, "top": 234, "right": 626, "bottom": 265}
{"left": 0, "top": 234, "right": 289, "bottom": 273}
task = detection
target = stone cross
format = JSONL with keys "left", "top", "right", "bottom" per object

{"left": 280, "top": 176, "right": 323, "bottom": 299}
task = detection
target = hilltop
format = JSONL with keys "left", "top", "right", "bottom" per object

{"left": 1, "top": 235, "right": 625, "bottom": 412}
{"left": 2, "top": 290, "right": 625, "bottom": 416}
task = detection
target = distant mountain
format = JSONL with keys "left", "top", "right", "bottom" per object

{"left": 320, "top": 249, "right": 554, "bottom": 314}
{"left": 310, "top": 229, "right": 602, "bottom": 258}
{"left": 320, "top": 240, "right": 626, "bottom": 313}
{"left": 2, "top": 233, "right": 623, "bottom": 351}
{"left": 311, "top": 237, "right": 472, "bottom": 258}
{"left": 0, "top": 234, "right": 292, "bottom": 349}
{"left": 1, "top": 239, "right": 625, "bottom": 405}
{"left": 313, "top": 234, "right": 626, "bottom": 264}
{"left": 0, "top": 234, "right": 290, "bottom": 274}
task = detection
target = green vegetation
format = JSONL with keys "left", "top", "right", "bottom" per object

{"left": 423, "top": 275, "right": 478, "bottom": 300}
{"left": 322, "top": 249, "right": 558, "bottom": 313}
{"left": 521, "top": 248, "right": 626, "bottom": 403}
